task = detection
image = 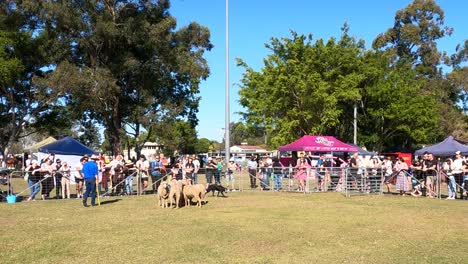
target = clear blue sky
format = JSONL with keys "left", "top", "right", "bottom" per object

{"left": 169, "top": 0, "right": 467, "bottom": 142}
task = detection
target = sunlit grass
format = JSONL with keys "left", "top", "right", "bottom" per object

{"left": 1, "top": 190, "right": 467, "bottom": 264}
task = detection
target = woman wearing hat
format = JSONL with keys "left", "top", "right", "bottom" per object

{"left": 59, "top": 161, "right": 71, "bottom": 199}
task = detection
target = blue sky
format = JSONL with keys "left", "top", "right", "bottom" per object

{"left": 169, "top": 0, "right": 468, "bottom": 141}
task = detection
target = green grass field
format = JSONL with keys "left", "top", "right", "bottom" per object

{"left": 1, "top": 190, "right": 467, "bottom": 264}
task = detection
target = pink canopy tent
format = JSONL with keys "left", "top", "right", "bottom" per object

{"left": 279, "top": 135, "right": 358, "bottom": 152}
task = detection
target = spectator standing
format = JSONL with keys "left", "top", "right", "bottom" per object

{"left": 109, "top": 155, "right": 124, "bottom": 195}
{"left": 316, "top": 154, "right": 325, "bottom": 191}
{"left": 423, "top": 153, "right": 437, "bottom": 198}
{"left": 192, "top": 155, "right": 200, "bottom": 184}
{"left": 215, "top": 158, "right": 223, "bottom": 184}
{"left": 295, "top": 157, "right": 310, "bottom": 192}
{"left": 258, "top": 159, "right": 268, "bottom": 190}
{"left": 205, "top": 157, "right": 217, "bottom": 185}
{"left": 25, "top": 154, "right": 33, "bottom": 168}
{"left": 25, "top": 160, "right": 41, "bottom": 201}
{"left": 124, "top": 160, "right": 136, "bottom": 195}
{"left": 272, "top": 157, "right": 284, "bottom": 191}
{"left": 410, "top": 158, "right": 423, "bottom": 197}
{"left": 74, "top": 157, "right": 86, "bottom": 198}
{"left": 383, "top": 156, "right": 393, "bottom": 193}
{"left": 394, "top": 157, "right": 409, "bottom": 195}
{"left": 40, "top": 158, "right": 55, "bottom": 200}
{"left": 247, "top": 156, "right": 258, "bottom": 189}
{"left": 54, "top": 159, "right": 63, "bottom": 199}
{"left": 226, "top": 158, "right": 237, "bottom": 192}
{"left": 149, "top": 154, "right": 164, "bottom": 193}
{"left": 82, "top": 155, "right": 99, "bottom": 207}
{"left": 462, "top": 159, "right": 468, "bottom": 199}
{"left": 185, "top": 157, "right": 195, "bottom": 183}
{"left": 60, "top": 162, "right": 71, "bottom": 199}
{"left": 136, "top": 155, "right": 149, "bottom": 194}
{"left": 443, "top": 158, "right": 456, "bottom": 200}
{"left": 171, "top": 159, "right": 183, "bottom": 181}
{"left": 452, "top": 151, "right": 464, "bottom": 199}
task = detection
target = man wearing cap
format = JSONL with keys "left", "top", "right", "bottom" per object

{"left": 82, "top": 154, "right": 99, "bottom": 207}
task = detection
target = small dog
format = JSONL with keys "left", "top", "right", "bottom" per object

{"left": 206, "top": 183, "right": 227, "bottom": 197}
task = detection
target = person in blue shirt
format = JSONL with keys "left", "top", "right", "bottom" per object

{"left": 82, "top": 154, "right": 99, "bottom": 207}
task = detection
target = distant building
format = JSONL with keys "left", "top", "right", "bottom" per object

{"left": 229, "top": 144, "right": 272, "bottom": 160}
{"left": 124, "top": 142, "right": 163, "bottom": 160}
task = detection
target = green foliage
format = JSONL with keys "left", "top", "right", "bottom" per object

{"left": 194, "top": 138, "right": 213, "bottom": 153}
{"left": 238, "top": 27, "right": 366, "bottom": 148}
{"left": 76, "top": 119, "right": 102, "bottom": 151}
{"left": 0, "top": 3, "right": 72, "bottom": 152}
{"left": 372, "top": 0, "right": 452, "bottom": 77}
{"left": 37, "top": 0, "right": 212, "bottom": 154}
{"left": 155, "top": 119, "right": 198, "bottom": 155}
{"left": 359, "top": 53, "right": 443, "bottom": 150}
{"left": 238, "top": 1, "right": 465, "bottom": 151}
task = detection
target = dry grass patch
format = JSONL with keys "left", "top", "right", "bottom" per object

{"left": 1, "top": 191, "right": 467, "bottom": 263}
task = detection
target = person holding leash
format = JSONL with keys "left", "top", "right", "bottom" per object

{"left": 82, "top": 154, "right": 99, "bottom": 207}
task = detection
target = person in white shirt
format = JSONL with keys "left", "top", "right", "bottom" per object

{"left": 451, "top": 151, "right": 464, "bottom": 199}
{"left": 192, "top": 154, "right": 200, "bottom": 184}
{"left": 136, "top": 155, "right": 150, "bottom": 194}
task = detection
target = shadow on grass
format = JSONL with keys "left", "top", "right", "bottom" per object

{"left": 99, "top": 199, "right": 122, "bottom": 205}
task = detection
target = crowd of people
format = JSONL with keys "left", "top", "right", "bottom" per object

{"left": 9, "top": 149, "right": 468, "bottom": 204}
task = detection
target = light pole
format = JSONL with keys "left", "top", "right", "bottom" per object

{"left": 353, "top": 102, "right": 357, "bottom": 145}
{"left": 224, "top": 0, "right": 230, "bottom": 164}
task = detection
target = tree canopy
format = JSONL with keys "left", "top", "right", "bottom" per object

{"left": 237, "top": 0, "right": 466, "bottom": 151}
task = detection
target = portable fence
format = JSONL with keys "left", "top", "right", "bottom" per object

{"left": 438, "top": 170, "right": 468, "bottom": 199}
{"left": 5, "top": 165, "right": 468, "bottom": 203}
{"left": 343, "top": 168, "right": 383, "bottom": 197}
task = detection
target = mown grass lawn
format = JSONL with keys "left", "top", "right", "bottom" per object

{"left": 1, "top": 191, "right": 467, "bottom": 264}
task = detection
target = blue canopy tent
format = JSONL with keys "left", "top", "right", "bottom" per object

{"left": 39, "top": 136, "right": 97, "bottom": 156}
{"left": 414, "top": 136, "right": 468, "bottom": 157}
{"left": 37, "top": 137, "right": 97, "bottom": 184}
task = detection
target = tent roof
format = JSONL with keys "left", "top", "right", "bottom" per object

{"left": 279, "top": 135, "right": 358, "bottom": 152}
{"left": 25, "top": 137, "right": 57, "bottom": 152}
{"left": 347, "top": 143, "right": 375, "bottom": 156}
{"left": 38, "top": 136, "right": 97, "bottom": 156}
{"left": 414, "top": 136, "right": 468, "bottom": 156}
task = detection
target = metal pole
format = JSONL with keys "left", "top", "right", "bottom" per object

{"left": 225, "top": 0, "right": 230, "bottom": 165}
{"left": 353, "top": 102, "right": 357, "bottom": 145}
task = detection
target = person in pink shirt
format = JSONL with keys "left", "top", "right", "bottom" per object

{"left": 295, "top": 157, "right": 310, "bottom": 192}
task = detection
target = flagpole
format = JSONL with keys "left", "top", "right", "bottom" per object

{"left": 225, "top": 0, "right": 230, "bottom": 164}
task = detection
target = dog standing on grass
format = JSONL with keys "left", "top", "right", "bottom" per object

{"left": 206, "top": 183, "right": 227, "bottom": 197}
{"left": 157, "top": 182, "right": 170, "bottom": 208}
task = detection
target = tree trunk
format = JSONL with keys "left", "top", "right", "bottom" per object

{"left": 110, "top": 99, "right": 122, "bottom": 155}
